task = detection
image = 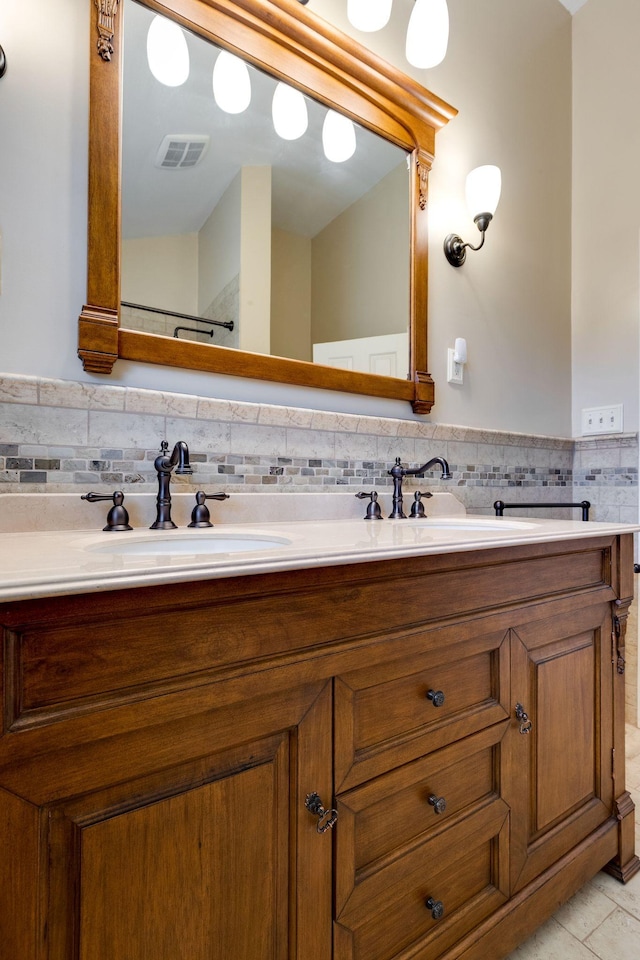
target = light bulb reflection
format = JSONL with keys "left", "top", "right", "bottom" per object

{"left": 146, "top": 15, "right": 190, "bottom": 87}
{"left": 272, "top": 82, "right": 308, "bottom": 140}
{"left": 212, "top": 51, "right": 251, "bottom": 114}
{"left": 322, "top": 110, "right": 356, "bottom": 163}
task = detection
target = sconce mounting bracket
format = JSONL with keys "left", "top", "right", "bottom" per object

{"left": 443, "top": 234, "right": 467, "bottom": 267}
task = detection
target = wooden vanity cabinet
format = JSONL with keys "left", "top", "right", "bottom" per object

{"left": 0, "top": 534, "right": 637, "bottom": 960}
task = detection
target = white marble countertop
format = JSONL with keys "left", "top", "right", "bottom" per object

{"left": 0, "top": 510, "right": 637, "bottom": 602}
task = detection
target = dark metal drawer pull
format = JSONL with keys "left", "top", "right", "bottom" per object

{"left": 426, "top": 897, "right": 445, "bottom": 920}
{"left": 515, "top": 703, "right": 532, "bottom": 735}
{"left": 304, "top": 792, "right": 338, "bottom": 834}
{"left": 426, "top": 689, "right": 445, "bottom": 707}
{"left": 428, "top": 794, "right": 447, "bottom": 815}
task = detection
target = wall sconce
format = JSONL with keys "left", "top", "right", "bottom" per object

{"left": 0, "top": 44, "right": 6, "bottom": 79}
{"left": 444, "top": 165, "right": 502, "bottom": 267}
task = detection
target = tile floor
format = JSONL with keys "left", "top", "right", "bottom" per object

{"left": 504, "top": 723, "right": 640, "bottom": 959}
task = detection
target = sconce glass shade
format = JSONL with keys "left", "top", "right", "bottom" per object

{"left": 322, "top": 110, "right": 357, "bottom": 163}
{"left": 213, "top": 51, "right": 251, "bottom": 114}
{"left": 146, "top": 16, "right": 190, "bottom": 87}
{"left": 465, "top": 165, "right": 502, "bottom": 218}
{"left": 405, "top": 0, "right": 449, "bottom": 69}
{"left": 347, "top": 0, "right": 393, "bottom": 32}
{"left": 272, "top": 82, "right": 308, "bottom": 140}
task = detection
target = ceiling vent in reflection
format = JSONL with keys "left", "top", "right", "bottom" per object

{"left": 154, "top": 135, "right": 210, "bottom": 169}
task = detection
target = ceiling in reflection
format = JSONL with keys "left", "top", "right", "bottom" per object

{"left": 122, "top": 0, "right": 408, "bottom": 241}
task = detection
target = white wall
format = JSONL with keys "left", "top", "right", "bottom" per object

{"left": 238, "top": 166, "right": 271, "bottom": 355}
{"left": 198, "top": 173, "right": 241, "bottom": 316}
{"left": 271, "top": 228, "right": 312, "bottom": 363}
{"left": 122, "top": 234, "right": 198, "bottom": 313}
{"left": 311, "top": 162, "right": 409, "bottom": 344}
{"left": 571, "top": 0, "right": 640, "bottom": 435}
{"left": 0, "top": 0, "right": 575, "bottom": 432}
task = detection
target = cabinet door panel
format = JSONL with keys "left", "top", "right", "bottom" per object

{"left": 8, "top": 682, "right": 332, "bottom": 960}
{"left": 507, "top": 602, "right": 613, "bottom": 893}
{"left": 79, "top": 758, "right": 282, "bottom": 960}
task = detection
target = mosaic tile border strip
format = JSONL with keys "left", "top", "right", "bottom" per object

{"left": 0, "top": 444, "right": 577, "bottom": 490}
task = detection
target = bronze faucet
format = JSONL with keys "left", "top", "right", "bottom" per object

{"left": 150, "top": 440, "right": 193, "bottom": 529}
{"left": 388, "top": 456, "right": 452, "bottom": 519}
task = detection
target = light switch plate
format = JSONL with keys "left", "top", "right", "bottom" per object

{"left": 581, "top": 404, "right": 623, "bottom": 435}
{"left": 447, "top": 348, "right": 463, "bottom": 384}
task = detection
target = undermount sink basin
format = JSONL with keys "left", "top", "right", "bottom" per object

{"left": 88, "top": 533, "right": 291, "bottom": 557}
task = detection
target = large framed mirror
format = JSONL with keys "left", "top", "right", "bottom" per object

{"left": 79, "top": 0, "right": 456, "bottom": 413}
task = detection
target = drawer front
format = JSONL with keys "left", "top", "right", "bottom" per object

{"left": 334, "top": 799, "right": 509, "bottom": 960}
{"left": 335, "top": 723, "right": 508, "bottom": 914}
{"left": 335, "top": 630, "right": 509, "bottom": 790}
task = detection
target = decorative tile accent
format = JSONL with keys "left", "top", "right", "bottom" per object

{"left": 0, "top": 375, "right": 636, "bottom": 526}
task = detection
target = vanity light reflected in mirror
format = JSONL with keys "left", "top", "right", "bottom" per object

{"left": 322, "top": 110, "right": 357, "bottom": 163}
{"left": 443, "top": 164, "right": 502, "bottom": 267}
{"left": 212, "top": 51, "right": 251, "bottom": 114}
{"left": 146, "top": 15, "right": 189, "bottom": 86}
{"left": 272, "top": 83, "right": 308, "bottom": 140}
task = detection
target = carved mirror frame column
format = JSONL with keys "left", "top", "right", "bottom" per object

{"left": 79, "top": 0, "right": 456, "bottom": 413}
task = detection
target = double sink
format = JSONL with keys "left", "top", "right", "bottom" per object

{"left": 87, "top": 516, "right": 536, "bottom": 558}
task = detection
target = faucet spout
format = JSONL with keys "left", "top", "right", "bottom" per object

{"left": 150, "top": 440, "right": 193, "bottom": 529}
{"left": 388, "top": 455, "right": 451, "bottom": 519}
{"left": 403, "top": 457, "right": 452, "bottom": 481}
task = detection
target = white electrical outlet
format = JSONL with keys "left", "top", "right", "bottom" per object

{"left": 447, "top": 348, "right": 464, "bottom": 384}
{"left": 581, "top": 404, "right": 623, "bottom": 435}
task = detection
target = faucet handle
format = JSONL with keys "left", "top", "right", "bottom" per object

{"left": 81, "top": 490, "right": 133, "bottom": 532}
{"left": 355, "top": 491, "right": 383, "bottom": 520}
{"left": 188, "top": 490, "right": 230, "bottom": 528}
{"left": 409, "top": 491, "right": 433, "bottom": 519}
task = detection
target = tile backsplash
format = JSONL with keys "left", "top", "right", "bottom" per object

{"left": 0, "top": 374, "right": 637, "bottom": 522}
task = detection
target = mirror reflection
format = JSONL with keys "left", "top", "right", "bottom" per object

{"left": 121, "top": 0, "right": 411, "bottom": 378}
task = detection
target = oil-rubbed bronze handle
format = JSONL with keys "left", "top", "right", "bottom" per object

{"left": 427, "top": 689, "right": 445, "bottom": 707}
{"left": 305, "top": 792, "right": 338, "bottom": 834}
{"left": 426, "top": 897, "right": 445, "bottom": 920}
{"left": 515, "top": 703, "right": 532, "bottom": 734}
{"left": 428, "top": 794, "right": 447, "bottom": 815}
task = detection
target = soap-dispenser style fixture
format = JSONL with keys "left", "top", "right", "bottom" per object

{"left": 444, "top": 165, "right": 502, "bottom": 267}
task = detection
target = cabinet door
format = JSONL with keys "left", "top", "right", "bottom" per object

{"left": 0, "top": 681, "right": 333, "bottom": 960}
{"left": 506, "top": 601, "right": 614, "bottom": 893}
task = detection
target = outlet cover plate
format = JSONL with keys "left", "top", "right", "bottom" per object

{"left": 581, "top": 404, "right": 623, "bottom": 435}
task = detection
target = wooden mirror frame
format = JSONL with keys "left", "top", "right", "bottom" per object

{"left": 79, "top": 0, "right": 456, "bottom": 413}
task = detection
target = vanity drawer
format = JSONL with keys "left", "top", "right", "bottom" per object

{"left": 335, "top": 630, "right": 509, "bottom": 790}
{"left": 335, "top": 722, "right": 507, "bottom": 914}
{"left": 334, "top": 797, "right": 509, "bottom": 960}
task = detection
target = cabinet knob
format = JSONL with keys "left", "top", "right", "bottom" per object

{"left": 426, "top": 689, "right": 445, "bottom": 707}
{"left": 428, "top": 794, "right": 447, "bottom": 815}
{"left": 304, "top": 792, "right": 338, "bottom": 834}
{"left": 426, "top": 897, "right": 445, "bottom": 920}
